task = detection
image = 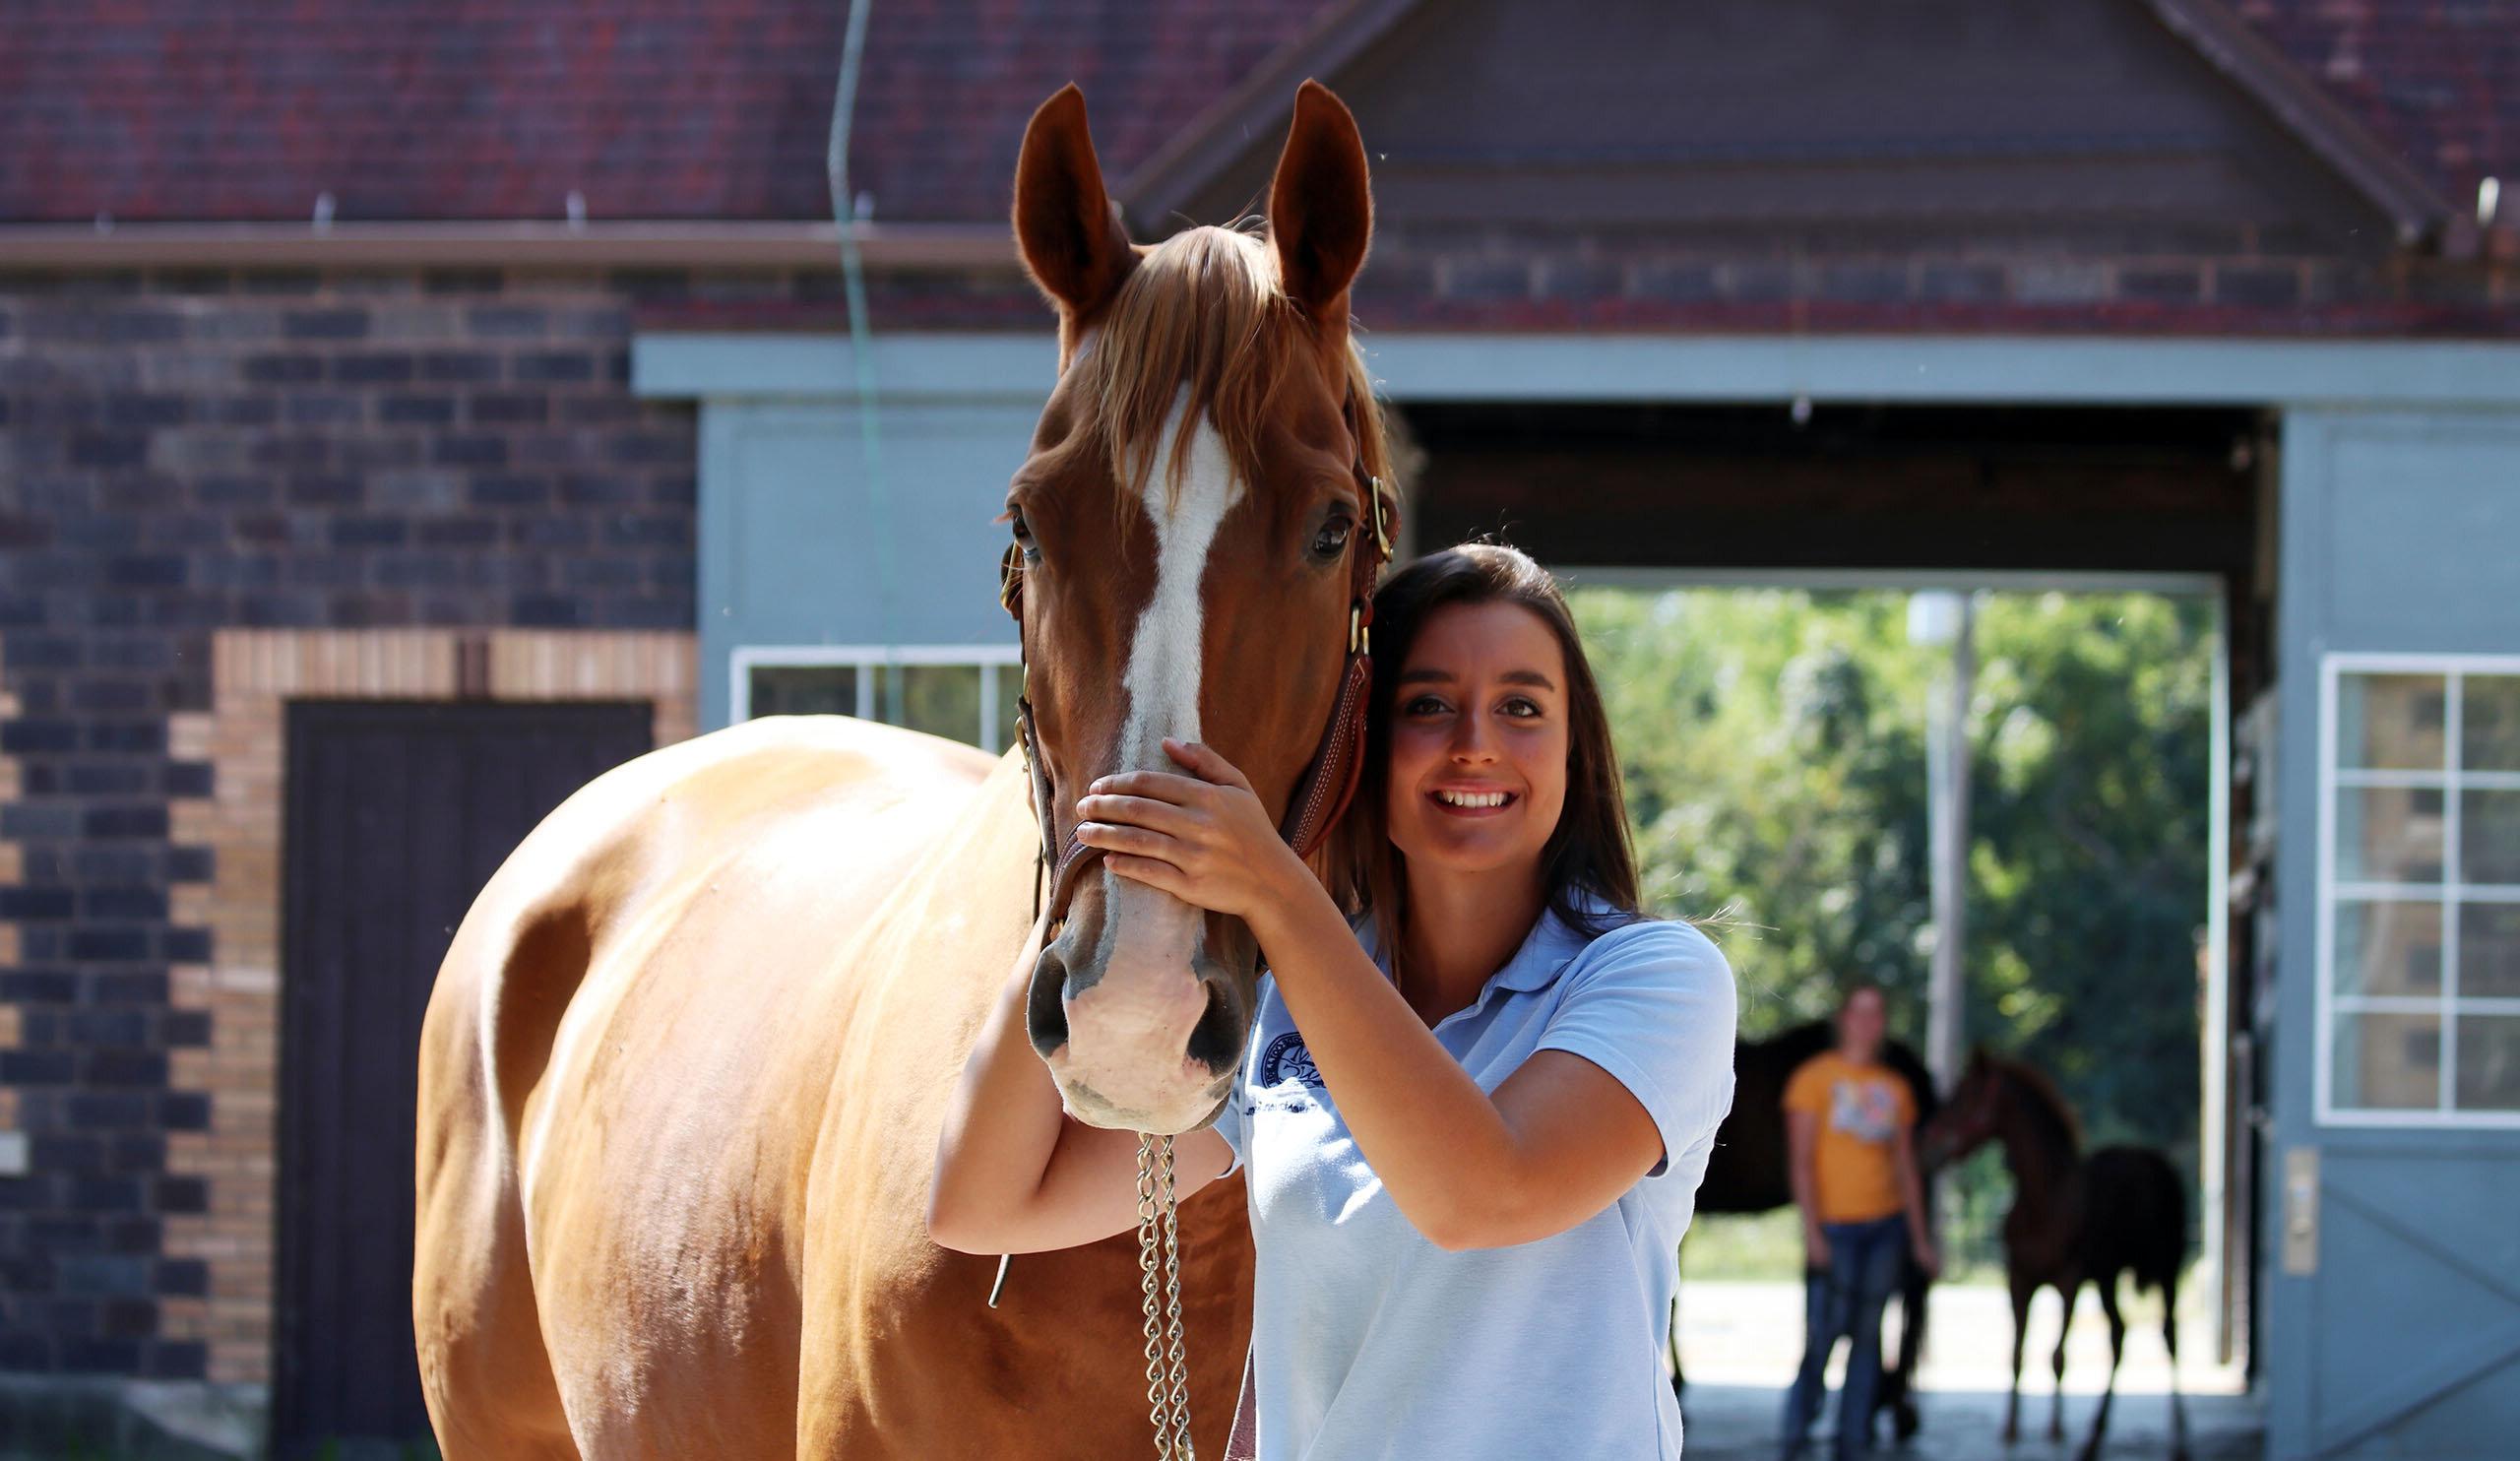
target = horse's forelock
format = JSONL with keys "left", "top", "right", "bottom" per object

{"left": 1072, "top": 223, "right": 1387, "bottom": 521}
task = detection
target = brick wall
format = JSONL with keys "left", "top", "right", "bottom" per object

{"left": 0, "top": 264, "right": 716, "bottom": 1383}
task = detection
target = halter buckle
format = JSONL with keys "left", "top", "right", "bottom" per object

{"left": 1367, "top": 475, "right": 1391, "bottom": 561}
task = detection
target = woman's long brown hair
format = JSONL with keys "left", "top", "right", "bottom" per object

{"left": 1325, "top": 542, "right": 1647, "bottom": 982}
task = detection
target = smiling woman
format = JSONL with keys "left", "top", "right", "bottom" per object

{"left": 935, "top": 540, "right": 1740, "bottom": 1461}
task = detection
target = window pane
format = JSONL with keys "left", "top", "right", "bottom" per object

{"left": 2454, "top": 1016, "right": 2520, "bottom": 1112}
{"left": 871, "top": 664, "right": 982, "bottom": 744}
{"left": 992, "top": 664, "right": 1025, "bottom": 753}
{"left": 2332, "top": 1011, "right": 2441, "bottom": 1111}
{"left": 748, "top": 664, "right": 856, "bottom": 718}
{"left": 2338, "top": 673, "right": 2446, "bottom": 770}
{"left": 2462, "top": 789, "right": 2520, "bottom": 885}
{"left": 2459, "top": 904, "right": 2520, "bottom": 998}
{"left": 2336, "top": 787, "right": 2445, "bottom": 883}
{"left": 2463, "top": 673, "right": 2520, "bottom": 772}
{"left": 2334, "top": 900, "right": 2442, "bottom": 996}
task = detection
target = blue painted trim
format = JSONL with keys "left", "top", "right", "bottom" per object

{"left": 637, "top": 330, "right": 2520, "bottom": 408}
{"left": 634, "top": 333, "right": 1057, "bottom": 401}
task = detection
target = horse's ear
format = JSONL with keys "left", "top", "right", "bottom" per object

{"left": 1013, "top": 85, "right": 1135, "bottom": 323}
{"left": 1268, "top": 80, "right": 1373, "bottom": 336}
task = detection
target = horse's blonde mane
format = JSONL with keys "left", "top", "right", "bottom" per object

{"left": 1074, "top": 222, "right": 1390, "bottom": 514}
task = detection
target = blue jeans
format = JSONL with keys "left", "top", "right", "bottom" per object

{"left": 1779, "top": 1214, "right": 1906, "bottom": 1461}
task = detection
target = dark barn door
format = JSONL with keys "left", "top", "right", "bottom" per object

{"left": 274, "top": 700, "right": 653, "bottom": 1459}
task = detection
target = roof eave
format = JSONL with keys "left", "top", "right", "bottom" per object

{"left": 0, "top": 220, "right": 1020, "bottom": 271}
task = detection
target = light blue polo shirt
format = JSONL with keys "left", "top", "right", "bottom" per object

{"left": 1213, "top": 896, "right": 1738, "bottom": 1460}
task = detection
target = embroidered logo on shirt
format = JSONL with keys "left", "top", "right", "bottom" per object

{"left": 1260, "top": 1031, "right": 1323, "bottom": 1089}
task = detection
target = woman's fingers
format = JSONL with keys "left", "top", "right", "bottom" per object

{"left": 1073, "top": 793, "right": 1197, "bottom": 838}
{"left": 1072, "top": 820, "right": 1183, "bottom": 859}
{"left": 1163, "top": 737, "right": 1252, "bottom": 791}
{"left": 1087, "top": 768, "right": 1209, "bottom": 805}
{"left": 1102, "top": 852, "right": 1190, "bottom": 896}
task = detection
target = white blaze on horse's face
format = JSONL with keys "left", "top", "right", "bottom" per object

{"left": 1038, "top": 392, "right": 1247, "bottom": 1134}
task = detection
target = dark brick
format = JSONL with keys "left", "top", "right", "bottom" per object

{"left": 468, "top": 305, "right": 547, "bottom": 337}
{"left": 467, "top": 473, "right": 547, "bottom": 507}
{"left": 379, "top": 394, "right": 455, "bottom": 425}
{"left": 469, "top": 391, "right": 550, "bottom": 424}
{"left": 1, "top": 803, "right": 82, "bottom": 839}
{"left": 195, "top": 475, "right": 274, "bottom": 507}
{"left": 512, "top": 594, "right": 585, "bottom": 626}
{"left": 84, "top": 721, "right": 162, "bottom": 754}
{"left": 159, "top": 1010, "right": 212, "bottom": 1048}
{"left": 421, "top": 350, "right": 502, "bottom": 383}
{"left": 0, "top": 886, "right": 75, "bottom": 919}
{"left": 286, "top": 393, "right": 365, "bottom": 426}
{"left": 69, "top": 1177, "right": 142, "bottom": 1212}
{"left": 69, "top": 432, "right": 148, "bottom": 469}
{"left": 0, "top": 718, "right": 79, "bottom": 753}
{"left": 214, "top": 396, "right": 280, "bottom": 427}
{"left": 329, "top": 515, "right": 408, "bottom": 547}
{"left": 81, "top": 805, "right": 168, "bottom": 840}
{"left": 284, "top": 307, "right": 370, "bottom": 340}
{"left": 104, "top": 554, "right": 186, "bottom": 588}
{"left": 86, "top": 971, "right": 167, "bottom": 1004}
{"left": 0, "top": 1050, "right": 77, "bottom": 1084}
{"left": 100, "top": 309, "right": 184, "bottom": 345}
{"left": 284, "top": 474, "right": 361, "bottom": 507}
{"left": 149, "top": 268, "right": 232, "bottom": 293}
{"left": 514, "top": 350, "right": 595, "bottom": 383}
{"left": 162, "top": 761, "right": 214, "bottom": 797}
{"left": 82, "top": 1049, "right": 168, "bottom": 1087}
{"left": 155, "top": 1093, "right": 209, "bottom": 1132}
{"left": 154, "top": 1260, "right": 209, "bottom": 1298}
{"left": 57, "top": 1336, "right": 142, "bottom": 1373}
{"left": 98, "top": 1298, "right": 158, "bottom": 1339}
{"left": 608, "top": 268, "right": 691, "bottom": 301}
{"left": 333, "top": 352, "right": 416, "bottom": 385}
{"left": 58, "top": 1257, "right": 150, "bottom": 1299}
{"left": 158, "top": 928, "right": 211, "bottom": 963}
{"left": 434, "top": 434, "right": 510, "bottom": 468}
{"left": 76, "top": 888, "right": 163, "bottom": 921}
{"left": 242, "top": 352, "right": 323, "bottom": 385}
{"left": 67, "top": 926, "right": 151, "bottom": 960}
{"left": 165, "top": 847, "right": 215, "bottom": 883}
{"left": 145, "top": 1340, "right": 209, "bottom": 1378}
{"left": 152, "top": 1177, "right": 207, "bottom": 1215}
{"left": 107, "top": 1133, "right": 163, "bottom": 1172}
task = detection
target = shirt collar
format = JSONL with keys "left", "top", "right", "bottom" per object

{"left": 1360, "top": 888, "right": 1625, "bottom": 1002}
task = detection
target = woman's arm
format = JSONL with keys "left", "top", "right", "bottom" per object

{"left": 1787, "top": 1110, "right": 1829, "bottom": 1269}
{"left": 926, "top": 918, "right": 1231, "bottom": 1255}
{"left": 1077, "top": 739, "right": 1683, "bottom": 1252}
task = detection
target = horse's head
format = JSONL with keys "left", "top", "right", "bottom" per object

{"left": 1918, "top": 1047, "right": 2006, "bottom": 1170}
{"left": 1003, "top": 82, "right": 1397, "bottom": 1134}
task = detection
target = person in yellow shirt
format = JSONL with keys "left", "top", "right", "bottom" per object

{"left": 1778, "top": 984, "right": 1936, "bottom": 1461}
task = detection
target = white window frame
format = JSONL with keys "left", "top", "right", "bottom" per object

{"left": 730, "top": 643, "right": 1024, "bottom": 750}
{"left": 2317, "top": 651, "right": 2520, "bottom": 1127}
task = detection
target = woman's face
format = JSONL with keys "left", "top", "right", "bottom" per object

{"left": 1383, "top": 600, "right": 1570, "bottom": 883}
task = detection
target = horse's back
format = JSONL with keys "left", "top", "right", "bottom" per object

{"left": 2082, "top": 1145, "right": 2187, "bottom": 1293}
{"left": 414, "top": 714, "right": 1002, "bottom": 1459}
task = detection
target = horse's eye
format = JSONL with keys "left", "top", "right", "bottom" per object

{"left": 1310, "top": 517, "right": 1353, "bottom": 562}
{"left": 1009, "top": 505, "right": 1040, "bottom": 562}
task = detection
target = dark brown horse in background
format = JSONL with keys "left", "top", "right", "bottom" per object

{"left": 1680, "top": 1020, "right": 1938, "bottom": 1442}
{"left": 1920, "top": 1048, "right": 2190, "bottom": 1461}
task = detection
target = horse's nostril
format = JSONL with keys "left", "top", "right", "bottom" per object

{"left": 1026, "top": 947, "right": 1070, "bottom": 1060}
{"left": 1182, "top": 976, "right": 1242, "bottom": 1079}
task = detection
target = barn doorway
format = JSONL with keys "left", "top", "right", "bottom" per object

{"left": 272, "top": 700, "right": 652, "bottom": 1459}
{"left": 1396, "top": 399, "right": 2274, "bottom": 1449}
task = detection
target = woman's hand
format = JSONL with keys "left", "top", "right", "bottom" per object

{"left": 1073, "top": 737, "right": 1313, "bottom": 926}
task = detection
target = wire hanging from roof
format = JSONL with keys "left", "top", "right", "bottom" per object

{"left": 828, "top": 0, "right": 905, "bottom": 726}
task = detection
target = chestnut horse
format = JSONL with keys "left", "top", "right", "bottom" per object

{"left": 412, "top": 81, "right": 1397, "bottom": 1458}
{"left": 1919, "top": 1048, "right": 2190, "bottom": 1461}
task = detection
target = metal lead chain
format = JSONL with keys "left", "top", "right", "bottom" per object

{"left": 1137, "top": 1131, "right": 1196, "bottom": 1460}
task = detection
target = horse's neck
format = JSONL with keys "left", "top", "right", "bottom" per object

{"left": 1992, "top": 1074, "right": 2082, "bottom": 1225}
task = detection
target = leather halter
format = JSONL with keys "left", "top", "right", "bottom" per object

{"left": 999, "top": 411, "right": 1391, "bottom": 930}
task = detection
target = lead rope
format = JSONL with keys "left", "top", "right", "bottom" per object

{"left": 1138, "top": 1132, "right": 1196, "bottom": 1458}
